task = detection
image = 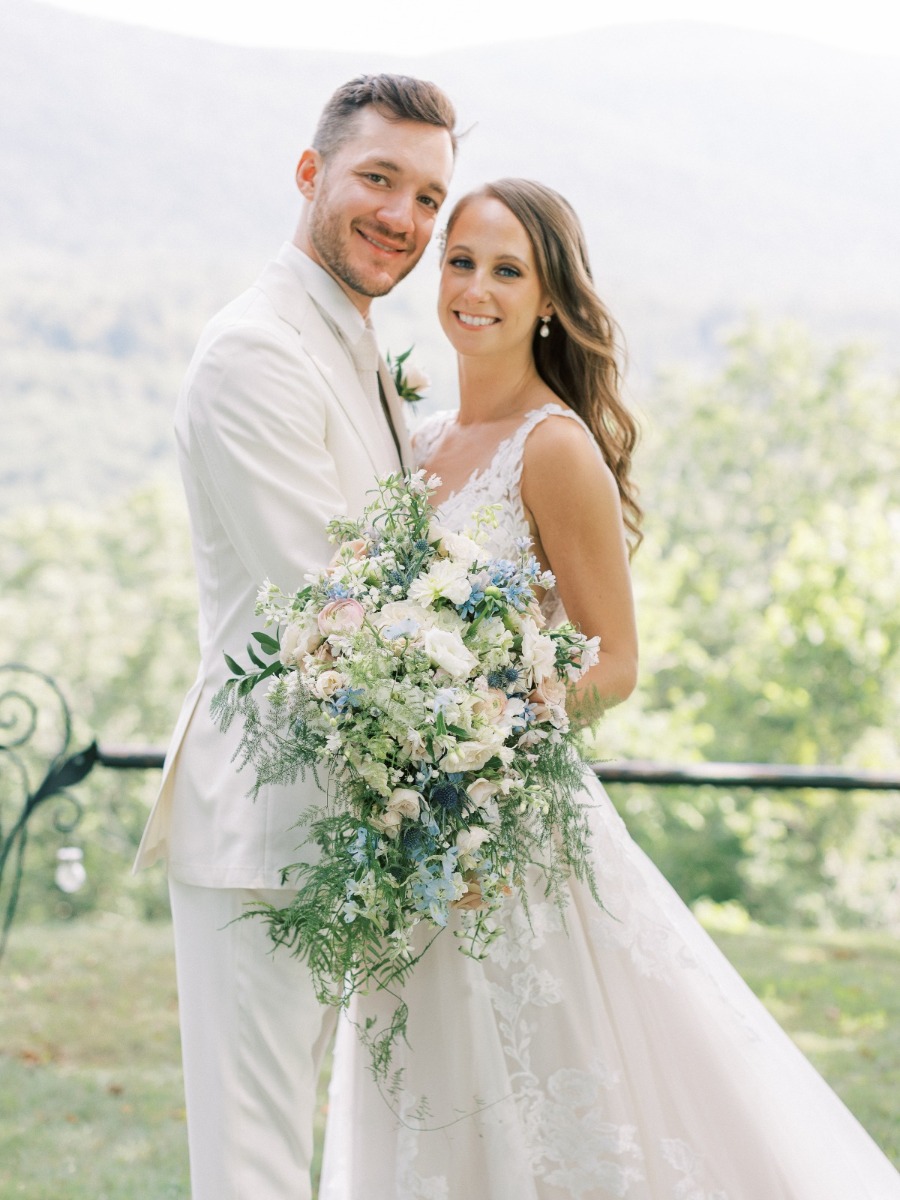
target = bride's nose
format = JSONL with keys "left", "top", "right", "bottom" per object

{"left": 462, "top": 269, "right": 490, "bottom": 303}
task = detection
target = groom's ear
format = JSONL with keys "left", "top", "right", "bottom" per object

{"left": 296, "top": 149, "right": 323, "bottom": 200}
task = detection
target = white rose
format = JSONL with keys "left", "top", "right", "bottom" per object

{"left": 409, "top": 559, "right": 473, "bottom": 608}
{"left": 422, "top": 627, "right": 478, "bottom": 679}
{"left": 279, "top": 622, "right": 301, "bottom": 667}
{"left": 521, "top": 619, "right": 557, "bottom": 684}
{"left": 530, "top": 676, "right": 569, "bottom": 727}
{"left": 387, "top": 788, "right": 421, "bottom": 819}
{"left": 404, "top": 364, "right": 431, "bottom": 393}
{"left": 456, "top": 826, "right": 491, "bottom": 856}
{"left": 313, "top": 669, "right": 345, "bottom": 699}
{"left": 279, "top": 617, "right": 323, "bottom": 666}
{"left": 441, "top": 738, "right": 498, "bottom": 773}
{"left": 428, "top": 521, "right": 482, "bottom": 565}
{"left": 369, "top": 808, "right": 403, "bottom": 839}
{"left": 466, "top": 777, "right": 500, "bottom": 809}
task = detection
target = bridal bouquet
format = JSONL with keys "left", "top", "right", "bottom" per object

{"left": 213, "top": 471, "right": 600, "bottom": 1065}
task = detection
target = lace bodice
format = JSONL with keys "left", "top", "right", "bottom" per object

{"left": 412, "top": 403, "right": 594, "bottom": 627}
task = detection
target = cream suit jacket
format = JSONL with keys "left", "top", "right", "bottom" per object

{"left": 134, "top": 244, "right": 411, "bottom": 887}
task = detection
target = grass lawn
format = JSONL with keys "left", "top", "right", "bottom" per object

{"left": 0, "top": 912, "right": 897, "bottom": 1197}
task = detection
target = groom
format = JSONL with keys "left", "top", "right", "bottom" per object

{"left": 135, "top": 74, "right": 457, "bottom": 1199}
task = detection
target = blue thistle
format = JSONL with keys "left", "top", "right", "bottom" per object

{"left": 430, "top": 780, "right": 463, "bottom": 815}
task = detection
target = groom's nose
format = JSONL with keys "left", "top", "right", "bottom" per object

{"left": 376, "top": 189, "right": 417, "bottom": 237}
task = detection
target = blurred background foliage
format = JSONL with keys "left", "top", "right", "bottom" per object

{"left": 2, "top": 320, "right": 898, "bottom": 932}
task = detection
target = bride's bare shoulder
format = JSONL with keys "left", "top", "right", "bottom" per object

{"left": 521, "top": 408, "right": 620, "bottom": 508}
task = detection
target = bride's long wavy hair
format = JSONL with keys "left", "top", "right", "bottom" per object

{"left": 444, "top": 179, "right": 642, "bottom": 552}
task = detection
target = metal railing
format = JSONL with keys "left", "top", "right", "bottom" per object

{"left": 94, "top": 743, "right": 900, "bottom": 792}
{"left": 3, "top": 663, "right": 899, "bottom": 961}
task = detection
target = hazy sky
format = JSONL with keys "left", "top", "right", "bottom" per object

{"left": 40, "top": 0, "right": 900, "bottom": 58}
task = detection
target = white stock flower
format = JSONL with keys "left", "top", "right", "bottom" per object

{"left": 408, "top": 559, "right": 472, "bottom": 608}
{"left": 422, "top": 627, "right": 478, "bottom": 679}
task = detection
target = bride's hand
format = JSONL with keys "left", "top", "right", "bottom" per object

{"left": 452, "top": 879, "right": 486, "bottom": 911}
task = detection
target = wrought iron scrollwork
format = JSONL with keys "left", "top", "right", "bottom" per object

{"left": 0, "top": 664, "right": 100, "bottom": 960}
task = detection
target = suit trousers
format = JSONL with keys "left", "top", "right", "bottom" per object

{"left": 169, "top": 878, "right": 337, "bottom": 1200}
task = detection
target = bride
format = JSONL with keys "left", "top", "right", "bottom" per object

{"left": 319, "top": 180, "right": 900, "bottom": 1199}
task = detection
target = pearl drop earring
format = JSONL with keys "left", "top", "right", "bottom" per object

{"left": 539, "top": 316, "right": 551, "bottom": 339}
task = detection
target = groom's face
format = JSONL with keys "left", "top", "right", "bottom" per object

{"left": 298, "top": 107, "right": 454, "bottom": 310}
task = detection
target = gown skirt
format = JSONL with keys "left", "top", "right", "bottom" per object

{"left": 319, "top": 766, "right": 900, "bottom": 1200}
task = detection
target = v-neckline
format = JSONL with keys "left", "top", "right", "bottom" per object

{"left": 426, "top": 402, "right": 569, "bottom": 509}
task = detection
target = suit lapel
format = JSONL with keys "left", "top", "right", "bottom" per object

{"left": 254, "top": 260, "right": 399, "bottom": 476}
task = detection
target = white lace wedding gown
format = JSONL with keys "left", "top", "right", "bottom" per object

{"left": 319, "top": 404, "right": 900, "bottom": 1199}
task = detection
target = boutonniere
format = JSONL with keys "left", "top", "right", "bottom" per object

{"left": 387, "top": 347, "right": 430, "bottom": 404}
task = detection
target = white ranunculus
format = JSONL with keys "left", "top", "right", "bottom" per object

{"left": 422, "top": 627, "right": 478, "bottom": 679}
{"left": 521, "top": 619, "right": 558, "bottom": 684}
{"left": 373, "top": 600, "right": 433, "bottom": 630}
{"left": 408, "top": 559, "right": 472, "bottom": 608}
{"left": 473, "top": 687, "right": 507, "bottom": 722}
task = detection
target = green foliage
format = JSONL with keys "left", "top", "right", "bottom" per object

{"left": 590, "top": 322, "right": 900, "bottom": 927}
{"left": 0, "top": 483, "right": 198, "bottom": 921}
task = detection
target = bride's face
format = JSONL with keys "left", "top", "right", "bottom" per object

{"left": 439, "top": 196, "right": 552, "bottom": 359}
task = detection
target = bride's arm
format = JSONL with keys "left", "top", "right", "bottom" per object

{"left": 520, "top": 415, "right": 639, "bottom": 714}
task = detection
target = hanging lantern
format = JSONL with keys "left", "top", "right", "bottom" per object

{"left": 55, "top": 847, "right": 87, "bottom": 894}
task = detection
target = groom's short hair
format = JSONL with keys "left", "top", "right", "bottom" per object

{"left": 313, "top": 74, "right": 458, "bottom": 159}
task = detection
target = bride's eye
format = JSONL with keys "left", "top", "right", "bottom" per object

{"left": 448, "top": 256, "right": 474, "bottom": 270}
{"left": 496, "top": 265, "right": 521, "bottom": 278}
